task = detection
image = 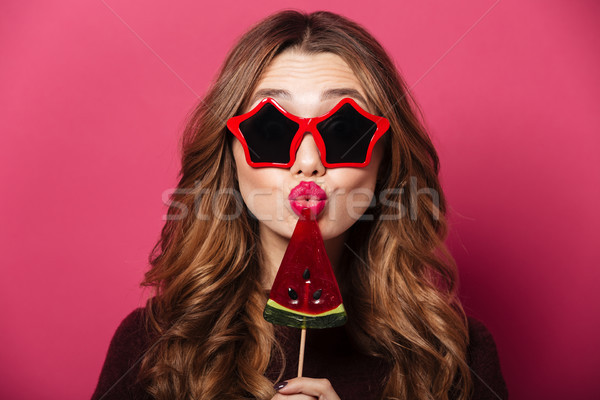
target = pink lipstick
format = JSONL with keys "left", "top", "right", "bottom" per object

{"left": 288, "top": 181, "right": 327, "bottom": 217}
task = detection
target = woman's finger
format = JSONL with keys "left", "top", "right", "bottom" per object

{"left": 271, "top": 394, "right": 316, "bottom": 400}
{"left": 274, "top": 377, "right": 340, "bottom": 400}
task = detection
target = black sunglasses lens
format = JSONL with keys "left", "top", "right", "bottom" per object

{"left": 316, "top": 103, "right": 378, "bottom": 164}
{"left": 239, "top": 103, "right": 299, "bottom": 164}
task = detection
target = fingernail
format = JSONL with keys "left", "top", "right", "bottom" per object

{"left": 273, "top": 381, "right": 288, "bottom": 391}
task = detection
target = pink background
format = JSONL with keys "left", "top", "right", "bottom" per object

{"left": 1, "top": 0, "right": 598, "bottom": 399}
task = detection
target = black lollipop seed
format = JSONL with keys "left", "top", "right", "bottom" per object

{"left": 313, "top": 289, "right": 322, "bottom": 300}
{"left": 303, "top": 268, "right": 310, "bottom": 280}
{"left": 288, "top": 288, "right": 298, "bottom": 300}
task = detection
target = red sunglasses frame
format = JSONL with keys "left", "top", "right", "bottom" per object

{"left": 226, "top": 97, "right": 390, "bottom": 168}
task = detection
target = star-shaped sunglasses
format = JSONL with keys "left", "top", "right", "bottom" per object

{"left": 227, "top": 97, "right": 390, "bottom": 168}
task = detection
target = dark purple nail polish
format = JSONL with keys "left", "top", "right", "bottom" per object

{"left": 273, "top": 381, "right": 288, "bottom": 391}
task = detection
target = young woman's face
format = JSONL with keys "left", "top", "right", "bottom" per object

{"left": 231, "top": 49, "right": 383, "bottom": 242}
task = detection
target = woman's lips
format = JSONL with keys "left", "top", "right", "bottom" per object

{"left": 288, "top": 181, "right": 327, "bottom": 217}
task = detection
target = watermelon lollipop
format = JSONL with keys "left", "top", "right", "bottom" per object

{"left": 264, "top": 208, "right": 347, "bottom": 329}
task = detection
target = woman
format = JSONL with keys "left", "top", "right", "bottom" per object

{"left": 92, "top": 10, "right": 507, "bottom": 400}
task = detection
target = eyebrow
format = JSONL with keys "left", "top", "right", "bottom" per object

{"left": 321, "top": 88, "right": 367, "bottom": 106}
{"left": 250, "top": 89, "right": 291, "bottom": 105}
{"left": 249, "top": 88, "right": 368, "bottom": 108}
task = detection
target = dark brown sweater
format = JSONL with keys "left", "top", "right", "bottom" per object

{"left": 91, "top": 308, "right": 508, "bottom": 399}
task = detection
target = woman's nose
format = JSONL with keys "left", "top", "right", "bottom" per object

{"left": 290, "top": 133, "right": 326, "bottom": 177}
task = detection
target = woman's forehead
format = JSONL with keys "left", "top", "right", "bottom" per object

{"left": 247, "top": 50, "right": 369, "bottom": 113}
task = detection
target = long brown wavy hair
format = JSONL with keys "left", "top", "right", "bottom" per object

{"left": 138, "top": 10, "right": 472, "bottom": 400}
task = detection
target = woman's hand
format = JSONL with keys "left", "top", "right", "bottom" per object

{"left": 271, "top": 377, "right": 341, "bottom": 399}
